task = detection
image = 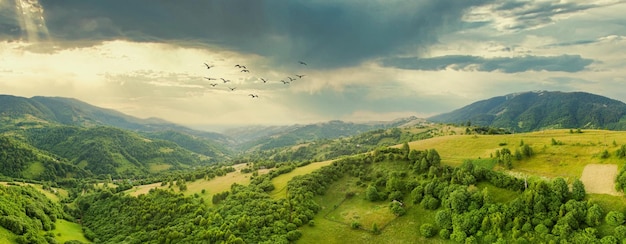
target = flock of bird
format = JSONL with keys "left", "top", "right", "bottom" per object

{"left": 201, "top": 60, "right": 307, "bottom": 99}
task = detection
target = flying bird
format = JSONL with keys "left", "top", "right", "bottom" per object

{"left": 288, "top": 77, "right": 296, "bottom": 81}
{"left": 204, "top": 63, "right": 214, "bottom": 69}
{"left": 260, "top": 78, "right": 268, "bottom": 83}
{"left": 298, "top": 61, "right": 307, "bottom": 65}
{"left": 295, "top": 74, "right": 305, "bottom": 78}
{"left": 235, "top": 64, "right": 247, "bottom": 69}
{"left": 249, "top": 94, "right": 259, "bottom": 98}
{"left": 229, "top": 87, "right": 236, "bottom": 91}
{"left": 204, "top": 77, "right": 217, "bottom": 80}
{"left": 241, "top": 69, "right": 250, "bottom": 73}
{"left": 280, "top": 80, "right": 290, "bottom": 84}
{"left": 221, "top": 78, "right": 230, "bottom": 83}
{"left": 210, "top": 83, "right": 218, "bottom": 87}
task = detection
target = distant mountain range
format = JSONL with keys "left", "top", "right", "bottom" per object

{"left": 429, "top": 91, "right": 626, "bottom": 131}
{"left": 0, "top": 94, "right": 425, "bottom": 179}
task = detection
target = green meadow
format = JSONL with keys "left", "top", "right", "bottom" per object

{"left": 270, "top": 160, "right": 335, "bottom": 199}
{"left": 406, "top": 129, "right": 626, "bottom": 179}
{"left": 0, "top": 228, "right": 15, "bottom": 244}
{"left": 51, "top": 219, "right": 91, "bottom": 243}
{"left": 126, "top": 164, "right": 264, "bottom": 206}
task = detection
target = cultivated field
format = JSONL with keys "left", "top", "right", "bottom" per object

{"left": 581, "top": 164, "right": 621, "bottom": 196}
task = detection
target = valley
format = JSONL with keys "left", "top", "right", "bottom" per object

{"left": 2, "top": 92, "right": 626, "bottom": 243}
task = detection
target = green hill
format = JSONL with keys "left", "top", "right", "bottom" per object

{"left": 234, "top": 117, "right": 424, "bottom": 152}
{"left": 0, "top": 184, "right": 73, "bottom": 243}
{"left": 0, "top": 135, "right": 89, "bottom": 181}
{"left": 143, "top": 130, "right": 231, "bottom": 161}
{"left": 24, "top": 126, "right": 210, "bottom": 177}
{"left": 429, "top": 91, "right": 626, "bottom": 132}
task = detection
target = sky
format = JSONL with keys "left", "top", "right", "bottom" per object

{"left": 1, "top": 0, "right": 626, "bottom": 132}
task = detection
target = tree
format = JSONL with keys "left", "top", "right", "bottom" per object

{"left": 551, "top": 177, "right": 570, "bottom": 203}
{"left": 613, "top": 225, "right": 626, "bottom": 240}
{"left": 571, "top": 179, "right": 586, "bottom": 201}
{"left": 401, "top": 142, "right": 410, "bottom": 159}
{"left": 435, "top": 209, "right": 452, "bottom": 230}
{"left": 522, "top": 144, "right": 533, "bottom": 158}
{"left": 366, "top": 185, "right": 381, "bottom": 202}
{"left": 601, "top": 149, "right": 611, "bottom": 159}
{"left": 420, "top": 223, "right": 435, "bottom": 237}
{"left": 586, "top": 204, "right": 604, "bottom": 227}
{"left": 448, "top": 189, "right": 470, "bottom": 214}
{"left": 605, "top": 211, "right": 625, "bottom": 226}
{"left": 389, "top": 201, "right": 406, "bottom": 216}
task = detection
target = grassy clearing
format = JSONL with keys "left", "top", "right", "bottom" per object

{"left": 0, "top": 181, "right": 67, "bottom": 202}
{"left": 148, "top": 163, "right": 172, "bottom": 173}
{"left": 299, "top": 176, "right": 452, "bottom": 244}
{"left": 270, "top": 160, "right": 335, "bottom": 199}
{"left": 0, "top": 227, "right": 15, "bottom": 244}
{"left": 475, "top": 182, "right": 519, "bottom": 203}
{"left": 127, "top": 164, "right": 265, "bottom": 206}
{"left": 23, "top": 161, "right": 45, "bottom": 179}
{"left": 52, "top": 219, "right": 90, "bottom": 243}
{"left": 406, "top": 129, "right": 626, "bottom": 180}
{"left": 587, "top": 194, "right": 626, "bottom": 236}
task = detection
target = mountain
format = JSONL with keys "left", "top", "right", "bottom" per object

{"left": 429, "top": 91, "right": 626, "bottom": 131}
{"left": 228, "top": 117, "right": 423, "bottom": 152}
{"left": 0, "top": 95, "right": 231, "bottom": 144}
{"left": 0, "top": 94, "right": 233, "bottom": 156}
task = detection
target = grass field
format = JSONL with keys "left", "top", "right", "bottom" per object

{"left": 52, "top": 219, "right": 91, "bottom": 243}
{"left": 270, "top": 160, "right": 335, "bottom": 199}
{"left": 298, "top": 175, "right": 452, "bottom": 244}
{"left": 0, "top": 227, "right": 15, "bottom": 244}
{"left": 0, "top": 181, "right": 67, "bottom": 202}
{"left": 406, "top": 129, "right": 626, "bottom": 180}
{"left": 126, "top": 164, "right": 266, "bottom": 206}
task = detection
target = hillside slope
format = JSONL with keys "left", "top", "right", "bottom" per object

{"left": 24, "top": 126, "right": 210, "bottom": 177}
{"left": 429, "top": 91, "right": 626, "bottom": 131}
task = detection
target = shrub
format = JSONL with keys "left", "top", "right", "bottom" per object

{"left": 605, "top": 211, "right": 624, "bottom": 226}
{"left": 420, "top": 224, "right": 435, "bottom": 237}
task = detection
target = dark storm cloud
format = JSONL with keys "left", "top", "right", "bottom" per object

{"left": 27, "top": 0, "right": 492, "bottom": 69}
{"left": 382, "top": 54, "right": 594, "bottom": 73}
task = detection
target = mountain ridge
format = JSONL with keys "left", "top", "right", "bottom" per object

{"left": 429, "top": 91, "right": 626, "bottom": 131}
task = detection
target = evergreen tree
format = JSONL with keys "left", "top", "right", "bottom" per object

{"left": 571, "top": 179, "right": 586, "bottom": 201}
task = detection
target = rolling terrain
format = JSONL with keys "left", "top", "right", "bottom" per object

{"left": 429, "top": 91, "right": 626, "bottom": 132}
{"left": 3, "top": 91, "right": 626, "bottom": 243}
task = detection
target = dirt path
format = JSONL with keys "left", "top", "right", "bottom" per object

{"left": 580, "top": 164, "right": 622, "bottom": 196}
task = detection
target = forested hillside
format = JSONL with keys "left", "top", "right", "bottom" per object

{"left": 232, "top": 117, "right": 422, "bottom": 152}
{"left": 0, "top": 184, "right": 71, "bottom": 243}
{"left": 0, "top": 136, "right": 89, "bottom": 181}
{"left": 430, "top": 91, "right": 626, "bottom": 131}
{"left": 23, "top": 126, "right": 211, "bottom": 177}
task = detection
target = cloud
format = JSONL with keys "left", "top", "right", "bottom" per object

{"left": 381, "top": 54, "right": 594, "bottom": 73}
{"left": 14, "top": 0, "right": 494, "bottom": 69}
{"left": 465, "top": 0, "right": 625, "bottom": 32}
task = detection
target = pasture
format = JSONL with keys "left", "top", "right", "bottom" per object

{"left": 407, "top": 129, "right": 626, "bottom": 181}
{"left": 126, "top": 163, "right": 266, "bottom": 206}
{"left": 52, "top": 219, "right": 91, "bottom": 243}
{"left": 270, "top": 160, "right": 335, "bottom": 199}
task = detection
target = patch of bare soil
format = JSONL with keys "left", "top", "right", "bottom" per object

{"left": 580, "top": 164, "right": 622, "bottom": 196}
